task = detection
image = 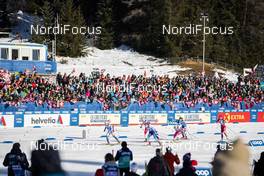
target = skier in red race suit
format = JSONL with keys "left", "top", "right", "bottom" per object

{"left": 140, "top": 120, "right": 150, "bottom": 142}
{"left": 217, "top": 115, "right": 228, "bottom": 141}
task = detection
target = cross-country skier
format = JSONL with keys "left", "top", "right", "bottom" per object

{"left": 173, "top": 121, "right": 182, "bottom": 140}
{"left": 217, "top": 115, "right": 228, "bottom": 141}
{"left": 179, "top": 117, "right": 187, "bottom": 139}
{"left": 140, "top": 120, "right": 150, "bottom": 141}
{"left": 146, "top": 126, "right": 162, "bottom": 146}
{"left": 104, "top": 121, "right": 120, "bottom": 144}
{"left": 173, "top": 117, "right": 187, "bottom": 140}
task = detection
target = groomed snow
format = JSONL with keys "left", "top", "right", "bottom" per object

{"left": 0, "top": 123, "right": 263, "bottom": 175}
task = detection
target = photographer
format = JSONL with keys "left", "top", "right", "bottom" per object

{"left": 3, "top": 143, "right": 29, "bottom": 176}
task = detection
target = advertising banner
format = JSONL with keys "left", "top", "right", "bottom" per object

{"left": 14, "top": 114, "right": 24, "bottom": 127}
{"left": 24, "top": 114, "right": 70, "bottom": 127}
{"left": 217, "top": 112, "right": 250, "bottom": 123}
{"left": 128, "top": 113, "right": 167, "bottom": 125}
{"left": 195, "top": 168, "right": 212, "bottom": 176}
{"left": 248, "top": 140, "right": 264, "bottom": 147}
{"left": 175, "top": 113, "right": 211, "bottom": 124}
{"left": 0, "top": 115, "right": 15, "bottom": 128}
{"left": 257, "top": 112, "right": 264, "bottom": 122}
{"left": 79, "top": 113, "right": 120, "bottom": 126}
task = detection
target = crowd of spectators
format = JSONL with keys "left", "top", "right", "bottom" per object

{"left": 3, "top": 139, "right": 263, "bottom": 176}
{"left": 0, "top": 69, "right": 263, "bottom": 111}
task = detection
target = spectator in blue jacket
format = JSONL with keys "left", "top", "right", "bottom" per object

{"left": 115, "top": 141, "right": 133, "bottom": 176}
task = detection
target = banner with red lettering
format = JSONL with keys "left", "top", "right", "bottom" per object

{"left": 257, "top": 112, "right": 264, "bottom": 122}
{"left": 217, "top": 112, "right": 250, "bottom": 123}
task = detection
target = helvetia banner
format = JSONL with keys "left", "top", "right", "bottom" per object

{"left": 24, "top": 114, "right": 70, "bottom": 127}
{"left": 79, "top": 113, "right": 121, "bottom": 126}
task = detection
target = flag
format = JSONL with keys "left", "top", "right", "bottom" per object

{"left": 243, "top": 68, "right": 252, "bottom": 77}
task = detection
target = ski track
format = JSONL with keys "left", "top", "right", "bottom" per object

{"left": 0, "top": 123, "right": 263, "bottom": 175}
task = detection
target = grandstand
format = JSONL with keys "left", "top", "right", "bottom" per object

{"left": 0, "top": 70, "right": 263, "bottom": 112}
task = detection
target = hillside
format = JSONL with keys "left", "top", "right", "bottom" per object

{"left": 56, "top": 46, "right": 238, "bottom": 82}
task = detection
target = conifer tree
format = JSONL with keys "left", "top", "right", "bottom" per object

{"left": 58, "top": 0, "right": 86, "bottom": 57}
{"left": 96, "top": 0, "right": 114, "bottom": 49}
{"left": 31, "top": 0, "right": 54, "bottom": 45}
{"left": 142, "top": 0, "right": 176, "bottom": 57}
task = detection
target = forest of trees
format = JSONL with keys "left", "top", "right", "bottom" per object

{"left": 1, "top": 0, "right": 263, "bottom": 68}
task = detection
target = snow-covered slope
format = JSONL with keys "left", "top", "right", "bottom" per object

{"left": 57, "top": 46, "right": 190, "bottom": 77}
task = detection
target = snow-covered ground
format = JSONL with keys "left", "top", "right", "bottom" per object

{"left": 57, "top": 47, "right": 240, "bottom": 81}
{"left": 0, "top": 123, "right": 263, "bottom": 175}
{"left": 57, "top": 46, "right": 191, "bottom": 77}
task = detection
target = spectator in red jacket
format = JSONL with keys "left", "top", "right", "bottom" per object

{"left": 95, "top": 168, "right": 104, "bottom": 176}
{"left": 163, "top": 147, "right": 180, "bottom": 176}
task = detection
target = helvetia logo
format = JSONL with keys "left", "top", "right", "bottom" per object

{"left": 31, "top": 115, "right": 63, "bottom": 125}
{"left": 0, "top": 116, "right": 7, "bottom": 126}
{"left": 57, "top": 115, "right": 63, "bottom": 125}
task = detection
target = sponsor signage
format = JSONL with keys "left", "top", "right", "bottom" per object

{"left": 70, "top": 114, "right": 79, "bottom": 126}
{"left": 128, "top": 113, "right": 167, "bottom": 125}
{"left": 24, "top": 114, "right": 70, "bottom": 127}
{"left": 0, "top": 115, "right": 15, "bottom": 128}
{"left": 175, "top": 113, "right": 211, "bottom": 124}
{"left": 195, "top": 168, "right": 212, "bottom": 176}
{"left": 79, "top": 113, "right": 120, "bottom": 125}
{"left": 218, "top": 112, "right": 250, "bottom": 123}
{"left": 248, "top": 140, "right": 264, "bottom": 147}
{"left": 257, "top": 112, "right": 264, "bottom": 122}
{"left": 14, "top": 114, "right": 24, "bottom": 127}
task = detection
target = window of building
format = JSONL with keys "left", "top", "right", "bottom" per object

{"left": 22, "top": 56, "right": 29, "bottom": 60}
{"left": 1, "top": 48, "right": 9, "bottom": 59}
{"left": 32, "top": 49, "right": 40, "bottom": 61}
{"left": 12, "top": 49, "right": 19, "bottom": 60}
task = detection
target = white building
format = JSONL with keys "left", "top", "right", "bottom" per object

{"left": 0, "top": 42, "right": 48, "bottom": 61}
